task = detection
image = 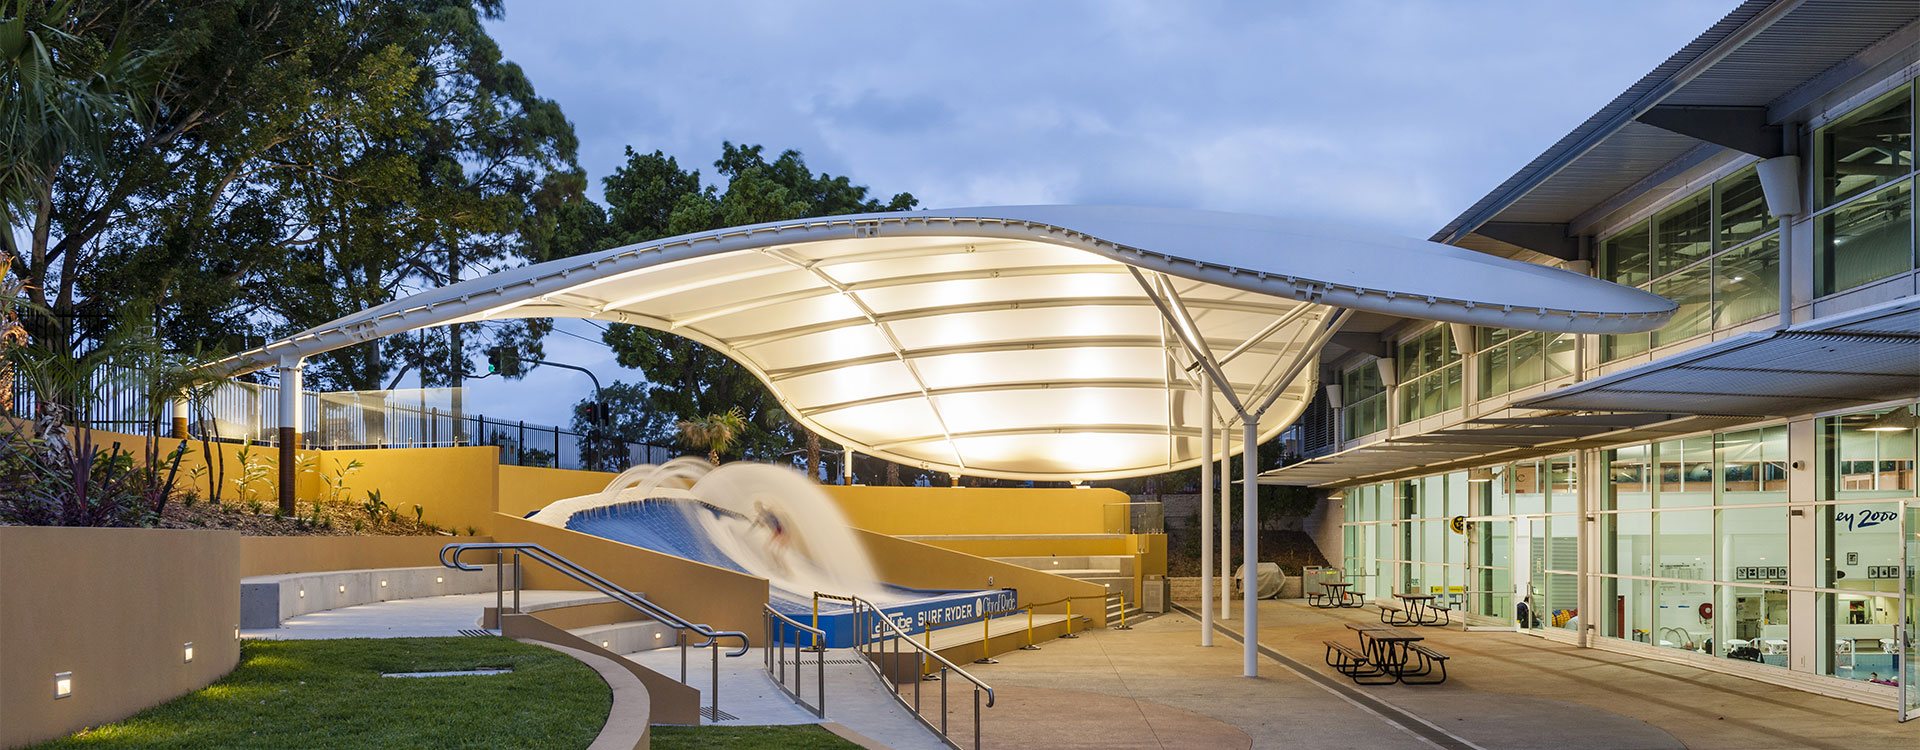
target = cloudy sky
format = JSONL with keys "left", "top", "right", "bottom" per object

{"left": 457, "top": 0, "right": 1739, "bottom": 425}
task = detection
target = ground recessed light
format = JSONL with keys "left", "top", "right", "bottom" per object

{"left": 55, "top": 672, "right": 72, "bottom": 699}
{"left": 184, "top": 643, "right": 194, "bottom": 663}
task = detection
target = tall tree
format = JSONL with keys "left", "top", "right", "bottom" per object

{"left": 3, "top": 1, "right": 580, "bottom": 396}
{"left": 597, "top": 143, "right": 916, "bottom": 463}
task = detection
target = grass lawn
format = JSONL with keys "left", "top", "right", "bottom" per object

{"left": 651, "top": 724, "right": 861, "bottom": 749}
{"left": 34, "top": 637, "right": 609, "bottom": 749}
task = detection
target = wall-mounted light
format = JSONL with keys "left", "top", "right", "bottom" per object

{"left": 601, "top": 640, "right": 610, "bottom": 649}
{"left": 234, "top": 625, "right": 241, "bottom": 640}
{"left": 1862, "top": 408, "right": 1916, "bottom": 432}
{"left": 1467, "top": 468, "right": 1496, "bottom": 483}
{"left": 435, "top": 576, "right": 444, "bottom": 584}
{"left": 653, "top": 632, "right": 662, "bottom": 640}
{"left": 298, "top": 589, "right": 305, "bottom": 598}
{"left": 184, "top": 642, "right": 194, "bottom": 663}
{"left": 380, "top": 580, "right": 388, "bottom": 588}
{"left": 55, "top": 672, "right": 72, "bottom": 699}
{"left": 338, "top": 584, "right": 346, "bottom": 594}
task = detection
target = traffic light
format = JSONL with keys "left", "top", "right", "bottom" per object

{"left": 485, "top": 348, "right": 502, "bottom": 374}
{"left": 485, "top": 346, "right": 521, "bottom": 376}
{"left": 582, "top": 400, "right": 600, "bottom": 426}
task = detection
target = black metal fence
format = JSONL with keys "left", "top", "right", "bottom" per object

{"left": 12, "top": 365, "right": 675, "bottom": 472}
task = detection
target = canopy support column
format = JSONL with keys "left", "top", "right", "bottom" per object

{"left": 1220, "top": 416, "right": 1232, "bottom": 621}
{"left": 276, "top": 357, "right": 303, "bottom": 515}
{"left": 1242, "top": 419, "right": 1259, "bottom": 676}
{"left": 1199, "top": 378, "right": 1214, "bottom": 647}
{"left": 171, "top": 395, "right": 190, "bottom": 439}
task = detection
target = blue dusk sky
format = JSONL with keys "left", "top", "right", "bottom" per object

{"left": 452, "top": 0, "right": 1739, "bottom": 426}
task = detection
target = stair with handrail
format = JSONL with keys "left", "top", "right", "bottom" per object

{"left": 440, "top": 542, "right": 749, "bottom": 722}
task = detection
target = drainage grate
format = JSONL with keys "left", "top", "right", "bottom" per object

{"left": 700, "top": 706, "right": 739, "bottom": 722}
{"left": 458, "top": 629, "right": 497, "bottom": 638}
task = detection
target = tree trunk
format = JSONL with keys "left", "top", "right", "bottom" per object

{"left": 805, "top": 430, "right": 820, "bottom": 482}
{"left": 886, "top": 462, "right": 899, "bottom": 486}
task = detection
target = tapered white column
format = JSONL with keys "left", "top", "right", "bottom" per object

{"left": 1243, "top": 420, "right": 1259, "bottom": 677}
{"left": 1199, "top": 379, "right": 1214, "bottom": 646}
{"left": 1220, "top": 419, "right": 1232, "bottom": 619}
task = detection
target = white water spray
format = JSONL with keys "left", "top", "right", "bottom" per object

{"left": 529, "top": 458, "right": 897, "bottom": 601}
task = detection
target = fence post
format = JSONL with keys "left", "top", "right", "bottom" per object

{"left": 553, "top": 424, "right": 561, "bottom": 468}
{"left": 518, "top": 420, "right": 526, "bottom": 465}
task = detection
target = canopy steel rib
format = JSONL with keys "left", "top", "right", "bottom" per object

{"left": 211, "top": 205, "right": 1672, "bottom": 482}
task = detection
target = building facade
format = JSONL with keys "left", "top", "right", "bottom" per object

{"left": 1268, "top": 0, "right": 1920, "bottom": 713}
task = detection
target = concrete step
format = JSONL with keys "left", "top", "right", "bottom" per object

{"left": 571, "top": 619, "right": 677, "bottom": 653}
{"left": 241, "top": 564, "right": 509, "bottom": 628}
{"left": 991, "top": 555, "right": 1134, "bottom": 576}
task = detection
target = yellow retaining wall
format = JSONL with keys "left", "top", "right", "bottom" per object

{"left": 498, "top": 464, "right": 617, "bottom": 518}
{"left": 0, "top": 528, "right": 240, "bottom": 748}
{"left": 319, "top": 446, "right": 502, "bottom": 535}
{"left": 823, "top": 485, "right": 1126, "bottom": 535}
{"left": 902, "top": 536, "right": 1132, "bottom": 558}
{"left": 239, "top": 535, "right": 492, "bottom": 577}
{"left": 490, "top": 513, "right": 770, "bottom": 637}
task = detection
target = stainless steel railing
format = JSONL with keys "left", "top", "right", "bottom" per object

{"left": 440, "top": 542, "right": 750, "bottom": 720}
{"left": 840, "top": 593, "right": 995, "bottom": 750}
{"left": 764, "top": 605, "right": 827, "bottom": 718}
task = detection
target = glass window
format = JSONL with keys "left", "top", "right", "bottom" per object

{"left": 1651, "top": 262, "right": 1712, "bottom": 347}
{"left": 1654, "top": 189, "right": 1714, "bottom": 277}
{"left": 1602, "top": 220, "right": 1652, "bottom": 288}
{"left": 1815, "top": 178, "right": 1913, "bottom": 297}
{"left": 1547, "top": 457, "right": 1578, "bottom": 515}
{"left": 1602, "top": 512, "right": 1652, "bottom": 577}
{"left": 1602, "top": 332, "right": 1650, "bottom": 363}
{"left": 1718, "top": 426, "right": 1788, "bottom": 502}
{"left": 1720, "top": 586, "right": 1790, "bottom": 668}
{"left": 1718, "top": 506, "right": 1786, "bottom": 583}
{"left": 1608, "top": 445, "right": 1652, "bottom": 510}
{"left": 1545, "top": 333, "right": 1576, "bottom": 381}
{"left": 1717, "top": 166, "right": 1778, "bottom": 249}
{"left": 1816, "top": 493, "right": 1901, "bottom": 685}
{"left": 1655, "top": 436, "right": 1714, "bottom": 508}
{"left": 1397, "top": 327, "right": 1460, "bottom": 423}
{"left": 1816, "top": 85, "right": 1913, "bottom": 209}
{"left": 1713, "top": 235, "right": 1780, "bottom": 327}
{"left": 1819, "top": 406, "right": 1918, "bottom": 500}
{"left": 1342, "top": 363, "right": 1387, "bottom": 439}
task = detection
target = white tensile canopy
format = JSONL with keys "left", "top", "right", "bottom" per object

{"left": 217, "top": 205, "right": 1671, "bottom": 481}
{"left": 217, "top": 205, "right": 1672, "bottom": 677}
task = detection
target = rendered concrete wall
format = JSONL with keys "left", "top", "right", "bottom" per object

{"left": 823, "top": 485, "right": 1126, "bottom": 535}
{"left": 498, "top": 464, "right": 615, "bottom": 518}
{"left": 239, "top": 535, "right": 491, "bottom": 577}
{"left": 0, "top": 527, "right": 241, "bottom": 748}
{"left": 321, "top": 446, "right": 502, "bottom": 535}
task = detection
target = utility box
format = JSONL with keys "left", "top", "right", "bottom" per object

{"left": 1142, "top": 575, "right": 1168, "bottom": 613}
{"left": 1303, "top": 565, "right": 1341, "bottom": 600}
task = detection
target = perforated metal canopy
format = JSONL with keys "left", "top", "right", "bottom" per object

{"left": 216, "top": 205, "right": 1674, "bottom": 480}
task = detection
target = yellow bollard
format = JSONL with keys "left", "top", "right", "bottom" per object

{"left": 1020, "top": 606, "right": 1041, "bottom": 650}
{"left": 809, "top": 593, "right": 821, "bottom": 651}
{"left": 1061, "top": 598, "right": 1078, "bottom": 639}
{"left": 922, "top": 625, "right": 938, "bottom": 679}
{"left": 975, "top": 610, "right": 997, "bottom": 664}
{"left": 1115, "top": 595, "right": 1131, "bottom": 630}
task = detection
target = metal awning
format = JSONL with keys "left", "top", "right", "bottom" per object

{"left": 214, "top": 205, "right": 1669, "bottom": 481}
{"left": 1259, "top": 412, "right": 1751, "bottom": 487}
{"left": 1517, "top": 295, "right": 1920, "bottom": 417}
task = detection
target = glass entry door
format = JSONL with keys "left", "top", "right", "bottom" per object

{"left": 1903, "top": 500, "right": 1918, "bottom": 721}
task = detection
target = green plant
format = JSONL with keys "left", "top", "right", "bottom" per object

{"left": 246, "top": 499, "right": 264, "bottom": 516}
{"left": 229, "top": 441, "right": 274, "bottom": 506}
{"left": 678, "top": 407, "right": 747, "bottom": 464}
{"left": 360, "top": 489, "right": 390, "bottom": 524}
{"left": 463, "top": 525, "right": 478, "bottom": 537}
{"left": 412, "top": 503, "right": 424, "bottom": 523}
{"left": 300, "top": 456, "right": 364, "bottom": 507}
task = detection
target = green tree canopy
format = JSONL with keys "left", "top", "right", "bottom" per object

{"left": 592, "top": 143, "right": 916, "bottom": 463}
{"left": 2, "top": 0, "right": 581, "bottom": 394}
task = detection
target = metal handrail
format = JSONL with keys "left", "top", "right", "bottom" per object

{"left": 764, "top": 605, "right": 827, "bottom": 718}
{"left": 846, "top": 594, "right": 995, "bottom": 750}
{"left": 440, "top": 542, "right": 749, "bottom": 656}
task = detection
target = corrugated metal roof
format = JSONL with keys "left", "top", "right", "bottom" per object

{"left": 1434, "top": 0, "right": 1920, "bottom": 246}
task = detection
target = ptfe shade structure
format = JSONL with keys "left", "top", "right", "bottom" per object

{"left": 214, "top": 206, "right": 1671, "bottom": 480}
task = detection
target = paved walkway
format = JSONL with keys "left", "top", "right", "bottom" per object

{"left": 950, "top": 599, "right": 1920, "bottom": 750}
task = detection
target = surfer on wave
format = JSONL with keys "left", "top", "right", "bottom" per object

{"left": 752, "top": 500, "right": 794, "bottom": 575}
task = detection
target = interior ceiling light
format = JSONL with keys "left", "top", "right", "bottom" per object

{"left": 209, "top": 206, "right": 1673, "bottom": 481}
{"left": 1861, "top": 408, "right": 1917, "bottom": 432}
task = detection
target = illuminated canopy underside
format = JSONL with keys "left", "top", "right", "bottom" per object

{"left": 219, "top": 206, "right": 1674, "bottom": 480}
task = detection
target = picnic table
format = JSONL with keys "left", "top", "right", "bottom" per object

{"left": 1311, "top": 581, "right": 1363, "bottom": 609}
{"left": 1389, "top": 592, "right": 1451, "bottom": 626}
{"left": 1326, "top": 622, "right": 1448, "bottom": 684}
